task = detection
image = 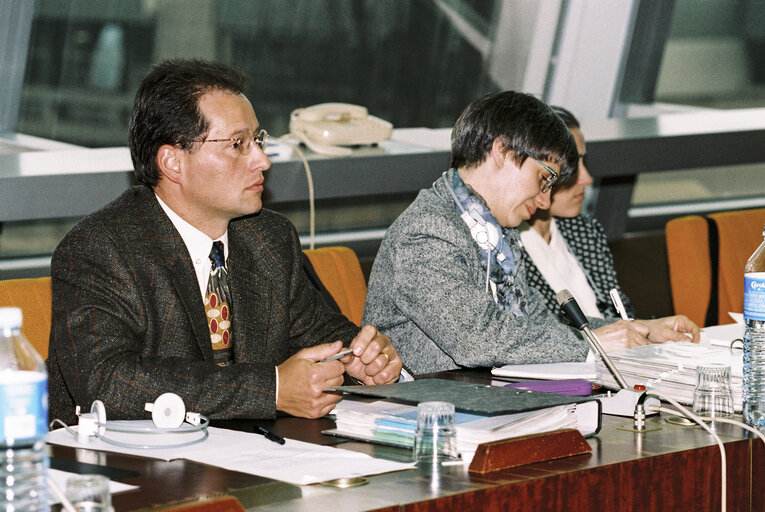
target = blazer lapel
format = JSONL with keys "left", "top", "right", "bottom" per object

{"left": 136, "top": 190, "right": 213, "bottom": 360}
{"left": 227, "top": 225, "right": 272, "bottom": 363}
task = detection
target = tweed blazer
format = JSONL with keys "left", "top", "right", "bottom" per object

{"left": 47, "top": 186, "right": 359, "bottom": 423}
{"left": 521, "top": 216, "right": 636, "bottom": 321}
{"left": 363, "top": 173, "right": 609, "bottom": 375}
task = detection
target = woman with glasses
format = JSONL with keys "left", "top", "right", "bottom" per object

{"left": 363, "top": 92, "right": 700, "bottom": 376}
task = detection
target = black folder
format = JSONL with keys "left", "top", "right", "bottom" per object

{"left": 332, "top": 378, "right": 598, "bottom": 417}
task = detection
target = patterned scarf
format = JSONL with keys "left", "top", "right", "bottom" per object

{"left": 447, "top": 169, "right": 528, "bottom": 316}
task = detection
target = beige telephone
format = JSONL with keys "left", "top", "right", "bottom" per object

{"left": 289, "top": 103, "right": 393, "bottom": 156}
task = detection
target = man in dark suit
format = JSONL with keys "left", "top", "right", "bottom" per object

{"left": 47, "top": 59, "right": 402, "bottom": 424}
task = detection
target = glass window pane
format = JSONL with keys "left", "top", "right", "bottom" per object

{"left": 18, "top": 0, "right": 501, "bottom": 147}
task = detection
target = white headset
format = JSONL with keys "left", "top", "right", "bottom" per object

{"left": 460, "top": 209, "right": 500, "bottom": 252}
{"left": 64, "top": 392, "right": 210, "bottom": 449}
{"left": 444, "top": 172, "right": 502, "bottom": 298}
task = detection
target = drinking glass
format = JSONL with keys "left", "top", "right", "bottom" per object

{"left": 65, "top": 474, "right": 113, "bottom": 512}
{"left": 692, "top": 363, "right": 734, "bottom": 421}
{"left": 413, "top": 401, "right": 460, "bottom": 464}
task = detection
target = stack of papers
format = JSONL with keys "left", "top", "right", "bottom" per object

{"left": 326, "top": 400, "right": 578, "bottom": 461}
{"left": 491, "top": 362, "right": 597, "bottom": 380}
{"left": 594, "top": 341, "right": 743, "bottom": 412}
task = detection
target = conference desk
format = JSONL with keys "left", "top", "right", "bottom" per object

{"left": 50, "top": 371, "right": 765, "bottom": 511}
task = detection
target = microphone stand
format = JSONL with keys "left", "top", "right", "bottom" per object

{"left": 556, "top": 290, "right": 659, "bottom": 420}
{"left": 580, "top": 324, "right": 629, "bottom": 389}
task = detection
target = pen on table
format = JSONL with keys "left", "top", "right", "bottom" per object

{"left": 255, "top": 425, "right": 286, "bottom": 445}
{"left": 609, "top": 288, "right": 631, "bottom": 320}
{"left": 320, "top": 348, "right": 353, "bottom": 362}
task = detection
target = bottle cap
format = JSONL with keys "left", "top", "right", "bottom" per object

{"left": 0, "top": 307, "right": 23, "bottom": 329}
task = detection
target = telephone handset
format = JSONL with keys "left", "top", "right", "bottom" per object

{"left": 289, "top": 103, "right": 393, "bottom": 156}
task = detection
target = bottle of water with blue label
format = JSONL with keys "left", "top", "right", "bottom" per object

{"left": 743, "top": 224, "right": 765, "bottom": 431}
{"left": 0, "top": 307, "right": 49, "bottom": 510}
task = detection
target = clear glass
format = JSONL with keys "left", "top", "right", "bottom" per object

{"left": 692, "top": 363, "right": 734, "bottom": 420}
{"left": 65, "top": 474, "right": 113, "bottom": 512}
{"left": 413, "top": 401, "right": 459, "bottom": 464}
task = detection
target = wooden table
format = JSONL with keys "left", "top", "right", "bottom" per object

{"left": 50, "top": 372, "right": 765, "bottom": 511}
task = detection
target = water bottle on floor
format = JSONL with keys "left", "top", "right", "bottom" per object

{"left": 743, "top": 224, "right": 765, "bottom": 431}
{"left": 0, "top": 307, "right": 49, "bottom": 510}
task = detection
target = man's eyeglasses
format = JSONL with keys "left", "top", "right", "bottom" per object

{"left": 198, "top": 129, "right": 269, "bottom": 156}
{"left": 523, "top": 151, "right": 559, "bottom": 193}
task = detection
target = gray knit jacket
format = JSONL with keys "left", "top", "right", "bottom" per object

{"left": 363, "top": 173, "right": 610, "bottom": 375}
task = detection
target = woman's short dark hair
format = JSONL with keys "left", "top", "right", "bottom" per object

{"left": 129, "top": 59, "right": 248, "bottom": 187}
{"left": 450, "top": 91, "right": 577, "bottom": 182}
{"left": 551, "top": 105, "right": 580, "bottom": 130}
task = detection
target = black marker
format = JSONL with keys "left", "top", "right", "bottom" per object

{"left": 255, "top": 425, "right": 286, "bottom": 445}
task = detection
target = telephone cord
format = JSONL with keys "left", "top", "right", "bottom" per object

{"left": 277, "top": 136, "right": 315, "bottom": 250}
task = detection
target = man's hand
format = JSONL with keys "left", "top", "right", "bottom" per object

{"left": 339, "top": 324, "right": 402, "bottom": 385}
{"left": 635, "top": 315, "right": 701, "bottom": 344}
{"left": 276, "top": 341, "right": 346, "bottom": 419}
{"left": 592, "top": 320, "right": 651, "bottom": 351}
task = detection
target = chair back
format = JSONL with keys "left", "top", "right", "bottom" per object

{"left": 0, "top": 277, "right": 52, "bottom": 359}
{"left": 665, "top": 215, "right": 712, "bottom": 326}
{"left": 708, "top": 208, "right": 765, "bottom": 323}
{"left": 303, "top": 246, "right": 367, "bottom": 326}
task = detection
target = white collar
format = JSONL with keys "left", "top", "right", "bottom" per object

{"left": 520, "top": 218, "right": 602, "bottom": 319}
{"left": 155, "top": 193, "right": 229, "bottom": 296}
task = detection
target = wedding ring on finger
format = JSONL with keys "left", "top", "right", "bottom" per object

{"left": 381, "top": 352, "right": 390, "bottom": 364}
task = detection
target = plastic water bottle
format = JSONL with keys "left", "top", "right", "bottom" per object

{"left": 0, "top": 307, "right": 49, "bottom": 510}
{"left": 743, "top": 224, "right": 765, "bottom": 431}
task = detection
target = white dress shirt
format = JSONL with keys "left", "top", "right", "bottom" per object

{"left": 155, "top": 194, "right": 229, "bottom": 299}
{"left": 520, "top": 219, "right": 603, "bottom": 320}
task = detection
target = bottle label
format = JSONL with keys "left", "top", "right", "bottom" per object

{"left": 0, "top": 371, "right": 48, "bottom": 443}
{"left": 744, "top": 273, "right": 765, "bottom": 322}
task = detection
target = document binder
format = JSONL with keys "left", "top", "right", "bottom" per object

{"left": 331, "top": 378, "right": 600, "bottom": 417}
{"left": 327, "top": 378, "right": 601, "bottom": 453}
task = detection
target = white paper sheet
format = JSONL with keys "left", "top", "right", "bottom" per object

{"left": 491, "top": 361, "right": 597, "bottom": 380}
{"left": 47, "top": 424, "right": 414, "bottom": 486}
{"left": 389, "top": 128, "right": 451, "bottom": 150}
{"left": 701, "top": 323, "right": 745, "bottom": 347}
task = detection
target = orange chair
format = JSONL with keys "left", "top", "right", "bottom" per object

{"left": 707, "top": 208, "right": 765, "bottom": 324}
{"left": 665, "top": 215, "right": 712, "bottom": 327}
{"left": 303, "top": 246, "right": 367, "bottom": 326}
{"left": 0, "top": 277, "right": 52, "bottom": 359}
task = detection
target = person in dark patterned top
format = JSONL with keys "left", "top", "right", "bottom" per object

{"left": 520, "top": 106, "right": 694, "bottom": 344}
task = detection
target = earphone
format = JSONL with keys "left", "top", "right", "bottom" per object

{"left": 444, "top": 172, "right": 502, "bottom": 295}
{"left": 460, "top": 209, "right": 500, "bottom": 252}
{"left": 145, "top": 392, "right": 195, "bottom": 429}
{"left": 55, "top": 392, "right": 210, "bottom": 450}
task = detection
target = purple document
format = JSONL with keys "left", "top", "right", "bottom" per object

{"left": 505, "top": 379, "right": 593, "bottom": 396}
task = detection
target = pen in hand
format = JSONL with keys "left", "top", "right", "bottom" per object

{"left": 609, "top": 288, "right": 631, "bottom": 321}
{"left": 255, "top": 425, "right": 286, "bottom": 445}
{"left": 319, "top": 348, "right": 353, "bottom": 362}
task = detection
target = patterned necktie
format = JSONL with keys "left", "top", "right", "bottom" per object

{"left": 205, "top": 241, "right": 233, "bottom": 366}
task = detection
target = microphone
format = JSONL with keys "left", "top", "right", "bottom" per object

{"left": 557, "top": 289, "right": 589, "bottom": 330}
{"left": 556, "top": 290, "right": 629, "bottom": 389}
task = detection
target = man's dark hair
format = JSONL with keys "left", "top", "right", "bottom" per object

{"left": 129, "top": 59, "right": 248, "bottom": 187}
{"left": 450, "top": 91, "right": 578, "bottom": 182}
{"left": 551, "top": 105, "right": 580, "bottom": 130}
